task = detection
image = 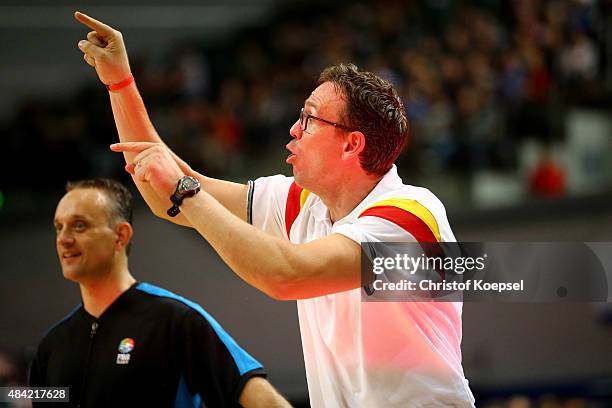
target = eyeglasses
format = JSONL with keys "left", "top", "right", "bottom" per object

{"left": 299, "top": 108, "right": 355, "bottom": 133}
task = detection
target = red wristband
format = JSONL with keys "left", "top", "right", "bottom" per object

{"left": 106, "top": 74, "right": 134, "bottom": 92}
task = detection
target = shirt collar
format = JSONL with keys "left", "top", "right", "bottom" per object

{"left": 80, "top": 281, "right": 140, "bottom": 321}
{"left": 310, "top": 199, "right": 330, "bottom": 223}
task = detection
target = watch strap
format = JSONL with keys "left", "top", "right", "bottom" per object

{"left": 167, "top": 204, "right": 181, "bottom": 217}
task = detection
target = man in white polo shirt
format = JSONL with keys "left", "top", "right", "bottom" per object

{"left": 75, "top": 11, "right": 475, "bottom": 407}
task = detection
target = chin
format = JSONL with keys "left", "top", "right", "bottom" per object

{"left": 61, "top": 266, "right": 86, "bottom": 283}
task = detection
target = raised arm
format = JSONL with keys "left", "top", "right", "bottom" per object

{"left": 74, "top": 12, "right": 248, "bottom": 223}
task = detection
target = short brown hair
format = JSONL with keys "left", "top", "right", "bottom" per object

{"left": 319, "top": 63, "right": 409, "bottom": 176}
{"left": 65, "top": 178, "right": 133, "bottom": 254}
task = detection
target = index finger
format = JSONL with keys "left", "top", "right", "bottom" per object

{"left": 110, "top": 142, "right": 159, "bottom": 153}
{"left": 74, "top": 11, "right": 115, "bottom": 36}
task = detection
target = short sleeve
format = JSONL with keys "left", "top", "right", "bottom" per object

{"left": 333, "top": 216, "right": 418, "bottom": 244}
{"left": 247, "top": 175, "right": 294, "bottom": 239}
{"left": 179, "top": 308, "right": 266, "bottom": 408}
{"left": 333, "top": 197, "right": 442, "bottom": 245}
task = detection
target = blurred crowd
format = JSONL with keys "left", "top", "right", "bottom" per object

{"left": 1, "top": 0, "right": 610, "bottom": 198}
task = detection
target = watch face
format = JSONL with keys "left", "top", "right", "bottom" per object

{"left": 171, "top": 176, "right": 200, "bottom": 207}
{"left": 183, "top": 179, "right": 196, "bottom": 190}
{"left": 178, "top": 176, "right": 198, "bottom": 192}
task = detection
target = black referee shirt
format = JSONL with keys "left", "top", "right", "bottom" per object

{"left": 30, "top": 282, "right": 265, "bottom": 407}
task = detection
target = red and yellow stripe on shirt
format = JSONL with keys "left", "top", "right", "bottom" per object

{"left": 359, "top": 198, "right": 441, "bottom": 243}
{"left": 285, "top": 182, "right": 311, "bottom": 238}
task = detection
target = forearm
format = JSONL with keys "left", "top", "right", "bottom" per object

{"left": 109, "top": 82, "right": 160, "bottom": 146}
{"left": 181, "top": 191, "right": 307, "bottom": 300}
{"left": 180, "top": 189, "right": 360, "bottom": 299}
{"left": 108, "top": 84, "right": 194, "bottom": 225}
{"left": 239, "top": 377, "right": 292, "bottom": 408}
{"left": 200, "top": 176, "right": 248, "bottom": 221}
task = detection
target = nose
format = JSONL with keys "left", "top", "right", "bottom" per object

{"left": 57, "top": 229, "right": 75, "bottom": 247}
{"left": 289, "top": 119, "right": 302, "bottom": 140}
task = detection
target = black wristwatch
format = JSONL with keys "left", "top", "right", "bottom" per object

{"left": 167, "top": 176, "right": 201, "bottom": 217}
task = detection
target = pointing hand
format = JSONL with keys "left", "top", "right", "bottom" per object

{"left": 74, "top": 11, "right": 132, "bottom": 85}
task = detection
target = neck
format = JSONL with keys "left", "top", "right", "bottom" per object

{"left": 317, "top": 170, "right": 382, "bottom": 223}
{"left": 79, "top": 258, "right": 135, "bottom": 318}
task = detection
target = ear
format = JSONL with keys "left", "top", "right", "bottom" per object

{"left": 342, "top": 131, "right": 366, "bottom": 159}
{"left": 114, "top": 222, "right": 133, "bottom": 253}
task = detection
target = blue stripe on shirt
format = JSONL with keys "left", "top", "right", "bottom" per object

{"left": 174, "top": 375, "right": 201, "bottom": 408}
{"left": 136, "top": 282, "right": 262, "bottom": 376}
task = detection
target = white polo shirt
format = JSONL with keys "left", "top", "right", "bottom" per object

{"left": 248, "top": 165, "right": 475, "bottom": 408}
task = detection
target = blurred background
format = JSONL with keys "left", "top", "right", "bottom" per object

{"left": 1, "top": 0, "right": 612, "bottom": 406}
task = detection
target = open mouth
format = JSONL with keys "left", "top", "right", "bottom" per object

{"left": 286, "top": 141, "right": 297, "bottom": 164}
